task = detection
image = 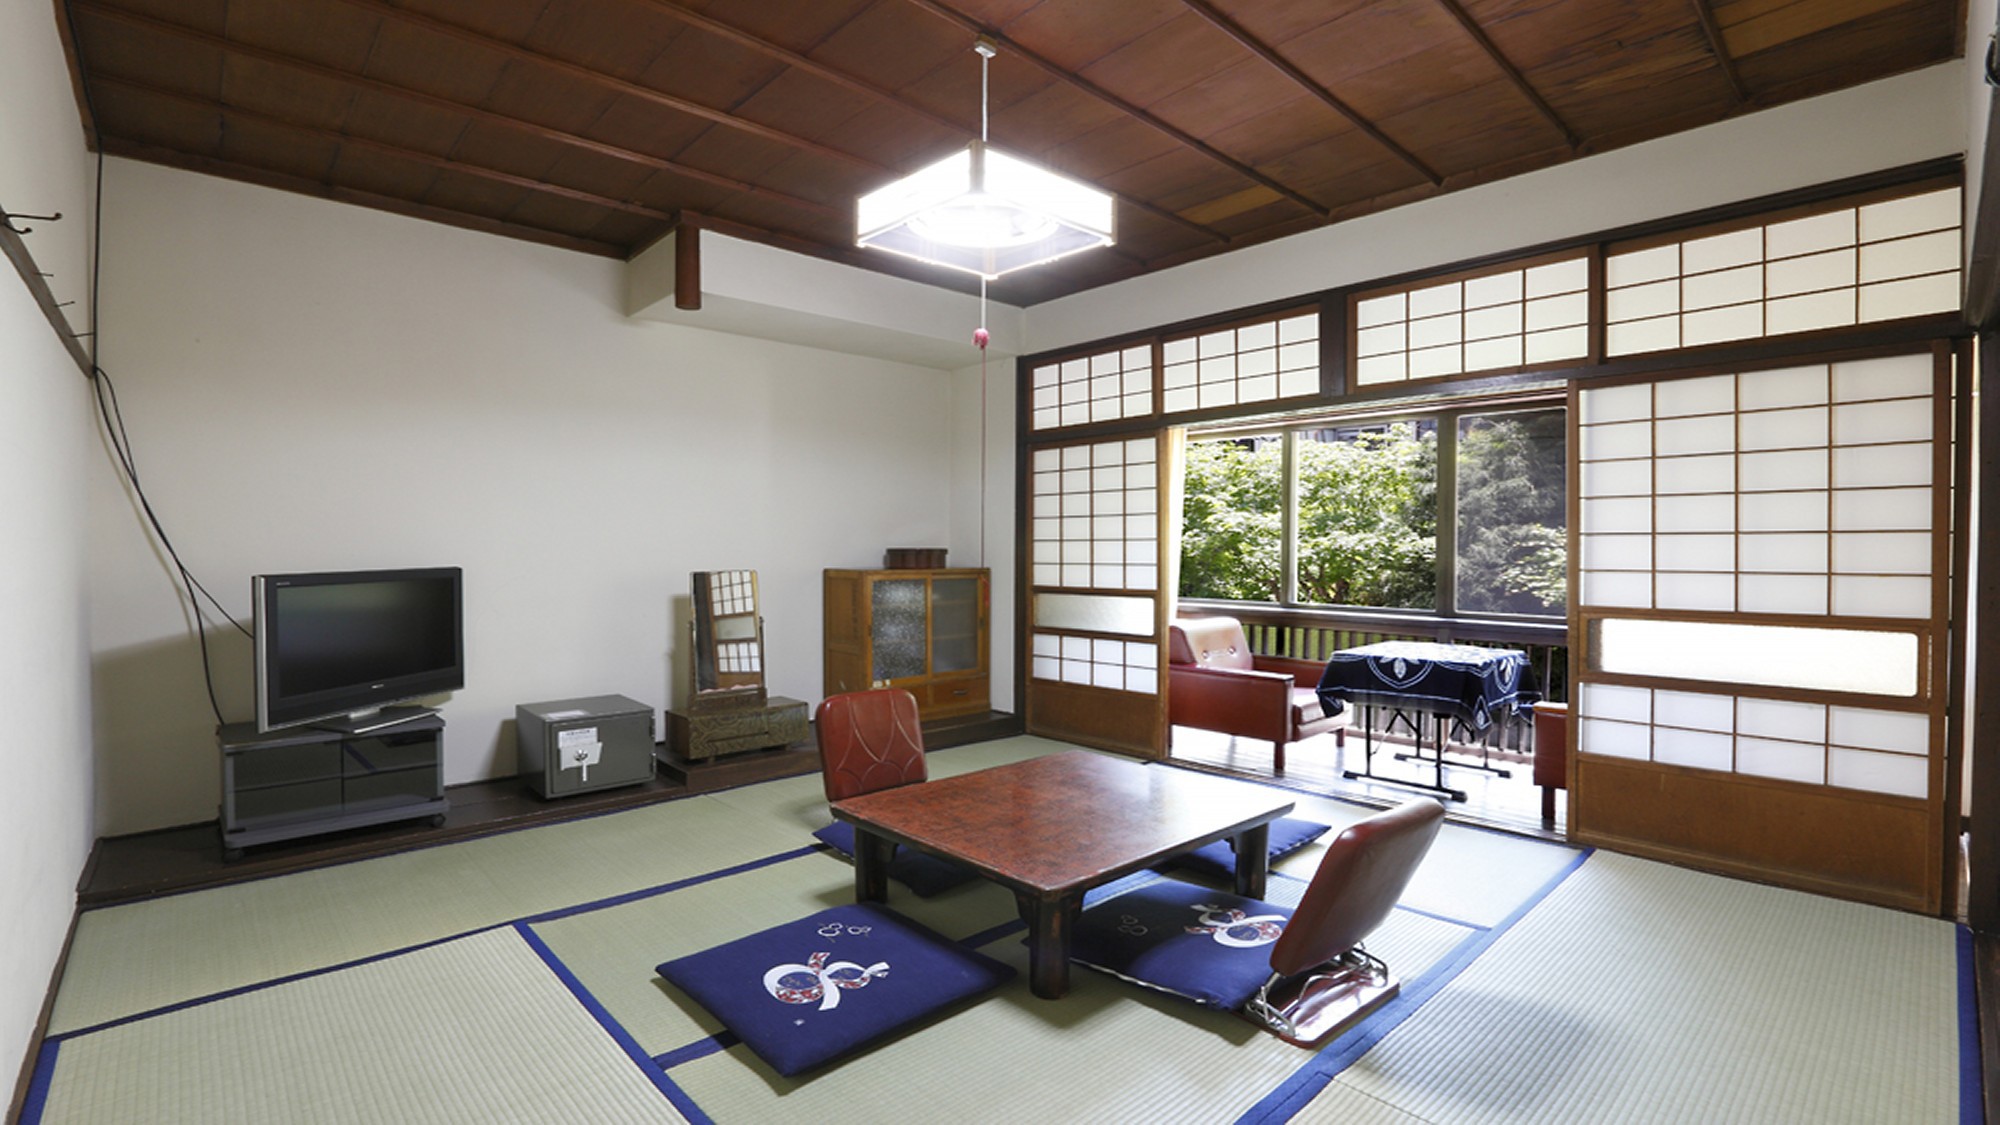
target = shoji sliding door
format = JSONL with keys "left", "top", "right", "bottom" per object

{"left": 1570, "top": 345, "right": 1954, "bottom": 911}
{"left": 1023, "top": 434, "right": 1168, "bottom": 756}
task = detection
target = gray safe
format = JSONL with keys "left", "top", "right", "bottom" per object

{"left": 517, "top": 694, "right": 656, "bottom": 798}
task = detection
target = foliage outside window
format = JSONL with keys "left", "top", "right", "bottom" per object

{"left": 1456, "top": 409, "right": 1567, "bottom": 615}
{"left": 1179, "top": 408, "right": 1565, "bottom": 619}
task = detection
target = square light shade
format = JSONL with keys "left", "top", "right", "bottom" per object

{"left": 857, "top": 141, "right": 1114, "bottom": 279}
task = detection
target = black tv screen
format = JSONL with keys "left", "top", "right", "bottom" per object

{"left": 254, "top": 567, "right": 464, "bottom": 732}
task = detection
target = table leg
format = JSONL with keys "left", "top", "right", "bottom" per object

{"left": 852, "top": 827, "right": 892, "bottom": 904}
{"left": 1233, "top": 821, "right": 1271, "bottom": 899}
{"left": 1017, "top": 891, "right": 1080, "bottom": 999}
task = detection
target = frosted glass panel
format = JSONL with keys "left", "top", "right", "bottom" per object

{"left": 1580, "top": 717, "right": 1651, "bottom": 759}
{"left": 1826, "top": 748, "right": 1927, "bottom": 798}
{"left": 1736, "top": 737, "right": 1825, "bottom": 784}
{"left": 1034, "top": 594, "right": 1154, "bottom": 636}
{"left": 1594, "top": 618, "right": 1920, "bottom": 696}
{"left": 1581, "top": 682, "right": 1652, "bottom": 722}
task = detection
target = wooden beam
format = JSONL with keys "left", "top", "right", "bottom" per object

{"left": 72, "top": 3, "right": 846, "bottom": 221}
{"left": 1178, "top": 0, "right": 1444, "bottom": 186}
{"left": 674, "top": 220, "right": 701, "bottom": 310}
{"left": 1687, "top": 0, "right": 1751, "bottom": 105}
{"left": 326, "top": 0, "right": 897, "bottom": 176}
{"left": 637, "top": 0, "right": 1233, "bottom": 246}
{"left": 900, "top": 0, "right": 1334, "bottom": 217}
{"left": 1430, "top": 0, "right": 1583, "bottom": 151}
{"left": 94, "top": 74, "right": 677, "bottom": 221}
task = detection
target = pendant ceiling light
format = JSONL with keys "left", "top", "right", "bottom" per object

{"left": 857, "top": 38, "right": 1115, "bottom": 280}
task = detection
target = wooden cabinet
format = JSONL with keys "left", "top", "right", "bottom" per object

{"left": 824, "top": 568, "right": 989, "bottom": 720}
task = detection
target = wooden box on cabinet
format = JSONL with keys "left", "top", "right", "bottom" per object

{"left": 824, "top": 568, "right": 989, "bottom": 721}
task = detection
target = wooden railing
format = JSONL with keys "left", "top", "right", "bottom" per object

{"left": 1176, "top": 599, "right": 1569, "bottom": 755}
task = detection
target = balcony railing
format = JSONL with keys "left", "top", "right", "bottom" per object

{"left": 1176, "top": 599, "right": 1568, "bottom": 756}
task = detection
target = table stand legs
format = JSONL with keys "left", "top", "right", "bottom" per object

{"left": 1342, "top": 704, "right": 1467, "bottom": 802}
{"left": 1393, "top": 713, "right": 1513, "bottom": 778}
{"left": 1016, "top": 892, "right": 1081, "bottom": 999}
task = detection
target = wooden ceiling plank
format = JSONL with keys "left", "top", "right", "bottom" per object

{"left": 1430, "top": 0, "right": 1584, "bottom": 149}
{"left": 636, "top": 0, "right": 1231, "bottom": 245}
{"left": 71, "top": 2, "right": 846, "bottom": 220}
{"left": 1687, "top": 0, "right": 1752, "bottom": 103}
{"left": 93, "top": 72, "right": 675, "bottom": 220}
{"left": 1177, "top": 0, "right": 1444, "bottom": 185}
{"left": 899, "top": 0, "right": 1336, "bottom": 216}
{"left": 326, "top": 0, "right": 897, "bottom": 174}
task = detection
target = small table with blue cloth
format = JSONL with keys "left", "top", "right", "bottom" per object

{"left": 1315, "top": 640, "right": 1536, "bottom": 802}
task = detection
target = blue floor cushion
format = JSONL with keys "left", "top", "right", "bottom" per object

{"left": 1165, "top": 817, "right": 1331, "bottom": 882}
{"left": 656, "top": 903, "right": 1015, "bottom": 1077}
{"left": 813, "top": 821, "right": 982, "bottom": 897}
{"left": 1071, "top": 878, "right": 1291, "bottom": 1009}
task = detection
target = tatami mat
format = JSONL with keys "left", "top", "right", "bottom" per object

{"left": 1288, "top": 850, "right": 1963, "bottom": 1125}
{"left": 33, "top": 928, "right": 686, "bottom": 1124}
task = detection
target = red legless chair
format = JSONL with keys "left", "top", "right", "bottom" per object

{"left": 1168, "top": 616, "right": 1348, "bottom": 773}
{"left": 1245, "top": 797, "right": 1447, "bottom": 1046}
{"left": 815, "top": 688, "right": 929, "bottom": 802}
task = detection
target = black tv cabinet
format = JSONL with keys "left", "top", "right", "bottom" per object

{"left": 216, "top": 715, "right": 449, "bottom": 860}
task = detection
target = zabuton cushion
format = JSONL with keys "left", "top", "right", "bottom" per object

{"left": 656, "top": 903, "right": 1014, "bottom": 1077}
{"left": 813, "top": 821, "right": 982, "bottom": 897}
{"left": 1071, "top": 878, "right": 1291, "bottom": 1009}
{"left": 1165, "top": 817, "right": 1332, "bottom": 882}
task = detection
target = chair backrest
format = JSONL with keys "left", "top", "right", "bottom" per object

{"left": 1267, "top": 798, "right": 1446, "bottom": 977}
{"left": 815, "top": 689, "right": 928, "bottom": 803}
{"left": 1168, "top": 616, "right": 1254, "bottom": 671}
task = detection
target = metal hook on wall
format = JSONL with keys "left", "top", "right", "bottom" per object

{"left": 3, "top": 210, "right": 62, "bottom": 235}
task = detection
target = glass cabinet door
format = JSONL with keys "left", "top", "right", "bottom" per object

{"left": 870, "top": 578, "right": 928, "bottom": 681}
{"left": 929, "top": 577, "right": 981, "bottom": 674}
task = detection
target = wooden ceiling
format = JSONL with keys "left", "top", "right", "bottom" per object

{"left": 58, "top": 0, "right": 1963, "bottom": 306}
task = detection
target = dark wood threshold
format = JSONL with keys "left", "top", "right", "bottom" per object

{"left": 78, "top": 710, "right": 1022, "bottom": 908}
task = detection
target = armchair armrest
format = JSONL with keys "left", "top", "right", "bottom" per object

{"left": 1251, "top": 654, "right": 1328, "bottom": 684}
{"left": 1167, "top": 663, "right": 1295, "bottom": 743}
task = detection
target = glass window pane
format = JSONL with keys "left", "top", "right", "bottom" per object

{"left": 1177, "top": 435, "right": 1283, "bottom": 603}
{"left": 1456, "top": 409, "right": 1566, "bottom": 616}
{"left": 1592, "top": 618, "right": 1920, "bottom": 697}
{"left": 1294, "top": 421, "right": 1438, "bottom": 609}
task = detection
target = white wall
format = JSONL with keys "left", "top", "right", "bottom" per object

{"left": 0, "top": 0, "right": 98, "bottom": 1097}
{"left": 90, "top": 159, "right": 973, "bottom": 835}
{"left": 1028, "top": 62, "right": 1968, "bottom": 352}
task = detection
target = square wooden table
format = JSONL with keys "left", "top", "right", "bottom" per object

{"left": 830, "top": 750, "right": 1295, "bottom": 999}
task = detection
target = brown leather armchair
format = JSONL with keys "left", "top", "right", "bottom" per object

{"left": 1168, "top": 616, "right": 1348, "bottom": 773}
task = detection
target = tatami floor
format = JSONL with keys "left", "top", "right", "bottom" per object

{"left": 21, "top": 735, "right": 1968, "bottom": 1124}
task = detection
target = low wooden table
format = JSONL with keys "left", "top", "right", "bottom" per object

{"left": 830, "top": 751, "right": 1294, "bottom": 999}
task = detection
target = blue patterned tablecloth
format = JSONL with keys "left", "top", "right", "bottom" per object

{"left": 1315, "top": 640, "right": 1534, "bottom": 732}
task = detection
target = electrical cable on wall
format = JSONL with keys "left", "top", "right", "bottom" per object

{"left": 83, "top": 148, "right": 245, "bottom": 726}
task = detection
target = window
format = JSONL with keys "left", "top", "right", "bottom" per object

{"left": 1455, "top": 409, "right": 1568, "bottom": 615}
{"left": 1178, "top": 404, "right": 1562, "bottom": 620}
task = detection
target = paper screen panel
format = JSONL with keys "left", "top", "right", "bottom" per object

{"left": 1605, "top": 186, "right": 1961, "bottom": 358}
{"left": 1031, "top": 344, "right": 1154, "bottom": 431}
{"left": 1353, "top": 254, "right": 1588, "bottom": 385}
{"left": 1162, "top": 310, "right": 1318, "bottom": 413}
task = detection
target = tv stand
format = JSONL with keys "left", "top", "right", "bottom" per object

{"left": 217, "top": 715, "right": 448, "bottom": 860}
{"left": 311, "top": 705, "right": 436, "bottom": 736}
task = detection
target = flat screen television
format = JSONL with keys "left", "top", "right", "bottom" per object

{"left": 253, "top": 567, "right": 464, "bottom": 733}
